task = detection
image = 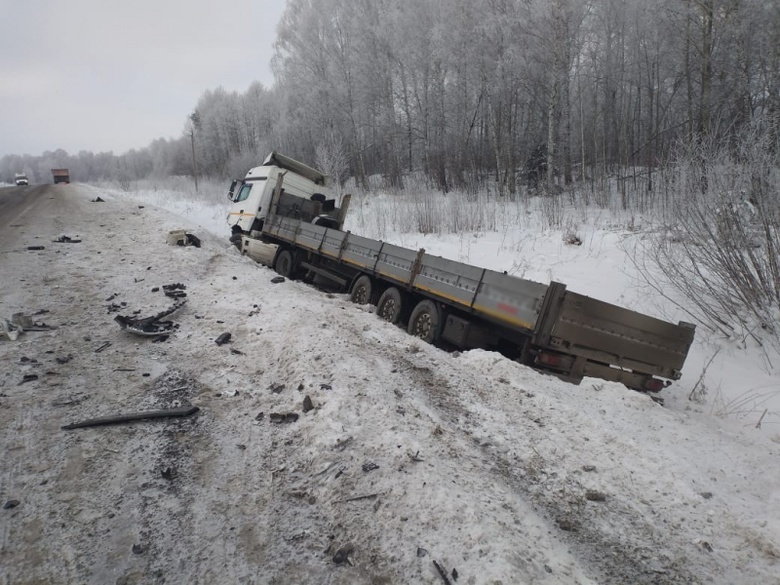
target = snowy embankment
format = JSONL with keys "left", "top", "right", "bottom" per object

{"left": 6, "top": 182, "right": 768, "bottom": 584}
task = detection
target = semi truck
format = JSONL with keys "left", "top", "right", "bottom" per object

{"left": 52, "top": 168, "right": 70, "bottom": 184}
{"left": 228, "top": 153, "right": 695, "bottom": 393}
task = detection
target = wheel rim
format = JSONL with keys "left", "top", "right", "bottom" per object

{"left": 354, "top": 285, "right": 368, "bottom": 304}
{"left": 278, "top": 253, "right": 291, "bottom": 276}
{"left": 412, "top": 312, "right": 432, "bottom": 338}
{"left": 379, "top": 298, "right": 396, "bottom": 320}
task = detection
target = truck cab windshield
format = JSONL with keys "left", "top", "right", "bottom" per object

{"left": 235, "top": 183, "right": 253, "bottom": 202}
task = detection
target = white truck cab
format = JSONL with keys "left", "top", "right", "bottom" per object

{"left": 14, "top": 173, "right": 29, "bottom": 186}
{"left": 227, "top": 152, "right": 338, "bottom": 243}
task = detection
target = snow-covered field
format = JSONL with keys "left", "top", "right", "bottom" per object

{"left": 1, "top": 183, "right": 778, "bottom": 584}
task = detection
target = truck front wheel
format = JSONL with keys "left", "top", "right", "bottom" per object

{"left": 407, "top": 300, "right": 442, "bottom": 343}
{"left": 377, "top": 287, "right": 408, "bottom": 324}
{"left": 274, "top": 249, "right": 295, "bottom": 278}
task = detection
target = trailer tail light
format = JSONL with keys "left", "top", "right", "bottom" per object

{"left": 643, "top": 377, "right": 666, "bottom": 392}
{"left": 537, "top": 352, "right": 562, "bottom": 367}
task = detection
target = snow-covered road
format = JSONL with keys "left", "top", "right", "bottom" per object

{"left": 1, "top": 185, "right": 778, "bottom": 584}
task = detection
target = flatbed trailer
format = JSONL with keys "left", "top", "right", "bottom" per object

{"left": 241, "top": 212, "right": 695, "bottom": 393}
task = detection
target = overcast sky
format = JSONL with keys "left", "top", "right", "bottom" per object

{"left": 0, "top": 0, "right": 286, "bottom": 158}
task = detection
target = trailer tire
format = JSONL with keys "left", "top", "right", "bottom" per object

{"left": 407, "top": 300, "right": 442, "bottom": 343}
{"left": 274, "top": 249, "right": 295, "bottom": 278}
{"left": 377, "top": 287, "right": 407, "bottom": 324}
{"left": 350, "top": 275, "right": 374, "bottom": 305}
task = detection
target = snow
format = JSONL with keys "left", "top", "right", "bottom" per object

{"left": 1, "top": 183, "right": 779, "bottom": 584}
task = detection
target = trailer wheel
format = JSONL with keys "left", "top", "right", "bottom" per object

{"left": 407, "top": 300, "right": 442, "bottom": 343}
{"left": 274, "top": 249, "right": 295, "bottom": 278}
{"left": 377, "top": 287, "right": 407, "bottom": 324}
{"left": 350, "top": 275, "right": 374, "bottom": 305}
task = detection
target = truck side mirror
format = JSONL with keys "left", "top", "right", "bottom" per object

{"left": 227, "top": 179, "right": 238, "bottom": 201}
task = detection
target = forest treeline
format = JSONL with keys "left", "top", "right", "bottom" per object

{"left": 3, "top": 0, "right": 779, "bottom": 197}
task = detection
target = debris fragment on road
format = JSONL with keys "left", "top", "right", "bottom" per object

{"left": 53, "top": 235, "right": 82, "bottom": 243}
{"left": 162, "top": 283, "right": 187, "bottom": 299}
{"left": 214, "top": 332, "right": 231, "bottom": 345}
{"left": 166, "top": 230, "right": 201, "bottom": 248}
{"left": 114, "top": 300, "right": 187, "bottom": 336}
{"left": 61, "top": 405, "right": 199, "bottom": 430}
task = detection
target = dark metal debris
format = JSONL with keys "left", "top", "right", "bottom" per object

{"left": 62, "top": 405, "right": 199, "bottom": 430}
{"left": 215, "top": 332, "right": 232, "bottom": 346}
{"left": 332, "top": 544, "right": 354, "bottom": 564}
{"left": 269, "top": 412, "right": 298, "bottom": 423}
{"left": 114, "top": 300, "right": 186, "bottom": 336}
{"left": 53, "top": 235, "right": 81, "bottom": 243}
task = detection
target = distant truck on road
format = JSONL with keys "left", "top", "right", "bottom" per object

{"left": 52, "top": 169, "right": 70, "bottom": 184}
{"left": 14, "top": 173, "right": 29, "bottom": 186}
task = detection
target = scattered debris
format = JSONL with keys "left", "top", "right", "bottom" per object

{"left": 166, "top": 230, "right": 201, "bottom": 248}
{"left": 218, "top": 389, "right": 239, "bottom": 398}
{"left": 255, "top": 412, "right": 264, "bottom": 421}
{"left": 91, "top": 197, "right": 105, "bottom": 202}
{"left": 582, "top": 465, "right": 597, "bottom": 472}
{"left": 408, "top": 450, "right": 423, "bottom": 462}
{"left": 131, "top": 544, "right": 146, "bottom": 555}
{"left": 151, "top": 335, "right": 169, "bottom": 343}
{"left": 161, "top": 467, "right": 175, "bottom": 481}
{"left": 332, "top": 543, "right": 354, "bottom": 564}
{"left": 269, "top": 383, "right": 285, "bottom": 394}
{"left": 62, "top": 405, "right": 199, "bottom": 430}
{"left": 1, "top": 313, "right": 53, "bottom": 340}
{"left": 229, "top": 347, "right": 243, "bottom": 355}
{"left": 55, "top": 355, "right": 73, "bottom": 364}
{"left": 269, "top": 412, "right": 299, "bottom": 423}
{"left": 556, "top": 517, "right": 577, "bottom": 532}
{"left": 362, "top": 462, "right": 379, "bottom": 473}
{"left": 27, "top": 246, "right": 45, "bottom": 251}
{"left": 215, "top": 332, "right": 232, "bottom": 346}
{"left": 320, "top": 383, "right": 332, "bottom": 391}
{"left": 53, "top": 235, "right": 81, "bottom": 243}
{"left": 0, "top": 318, "right": 22, "bottom": 341}
{"left": 334, "top": 436, "right": 354, "bottom": 451}
{"left": 151, "top": 287, "right": 160, "bottom": 293}
{"left": 19, "top": 374, "right": 38, "bottom": 385}
{"left": 162, "top": 283, "right": 187, "bottom": 299}
{"left": 236, "top": 444, "right": 247, "bottom": 450}
{"left": 3, "top": 500, "right": 20, "bottom": 510}
{"left": 585, "top": 490, "right": 607, "bottom": 502}
{"left": 114, "top": 368, "right": 135, "bottom": 372}
{"left": 270, "top": 276, "right": 285, "bottom": 284}
{"left": 700, "top": 491, "right": 714, "bottom": 500}
{"left": 433, "top": 560, "right": 452, "bottom": 585}
{"left": 51, "top": 393, "right": 90, "bottom": 407}
{"left": 417, "top": 547, "right": 428, "bottom": 558}
{"left": 700, "top": 541, "right": 714, "bottom": 553}
{"left": 452, "top": 568, "right": 459, "bottom": 581}
{"left": 114, "top": 300, "right": 187, "bottom": 336}
{"left": 94, "top": 342, "right": 112, "bottom": 353}
{"left": 302, "top": 395, "right": 314, "bottom": 412}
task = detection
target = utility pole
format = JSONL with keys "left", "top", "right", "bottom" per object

{"left": 190, "top": 130, "right": 199, "bottom": 193}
